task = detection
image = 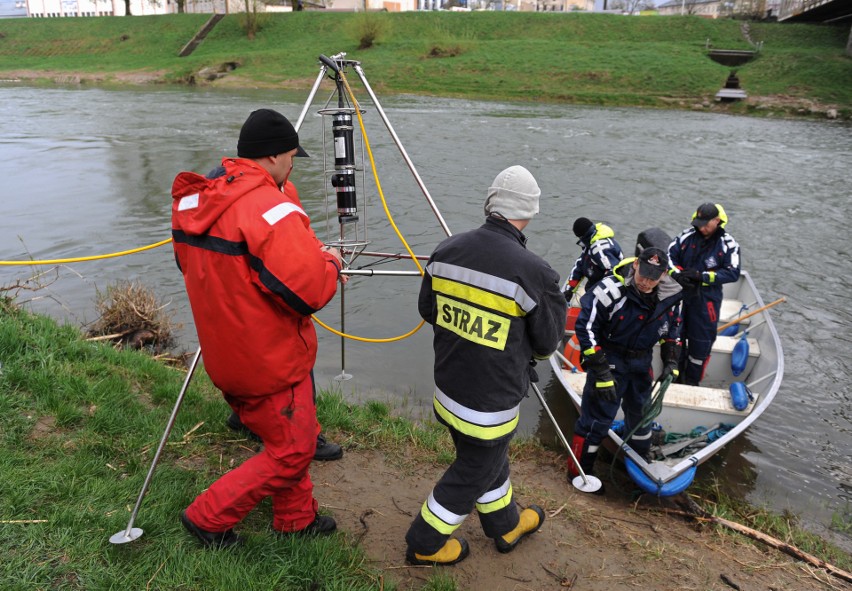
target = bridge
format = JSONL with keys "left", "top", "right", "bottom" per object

{"left": 778, "top": 0, "right": 852, "bottom": 23}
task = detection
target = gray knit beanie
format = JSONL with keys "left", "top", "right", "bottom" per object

{"left": 483, "top": 165, "right": 541, "bottom": 220}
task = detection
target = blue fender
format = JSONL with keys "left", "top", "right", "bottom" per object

{"left": 625, "top": 458, "right": 697, "bottom": 497}
{"left": 729, "top": 381, "right": 751, "bottom": 411}
{"left": 719, "top": 324, "right": 739, "bottom": 337}
{"left": 731, "top": 334, "right": 749, "bottom": 376}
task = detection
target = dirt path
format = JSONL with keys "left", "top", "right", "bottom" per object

{"left": 310, "top": 449, "right": 849, "bottom": 591}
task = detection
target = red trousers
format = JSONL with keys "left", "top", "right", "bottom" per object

{"left": 185, "top": 375, "right": 320, "bottom": 532}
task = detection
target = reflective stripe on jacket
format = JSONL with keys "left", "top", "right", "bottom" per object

{"left": 420, "top": 216, "right": 566, "bottom": 445}
{"left": 576, "top": 261, "right": 683, "bottom": 356}
{"left": 667, "top": 226, "right": 741, "bottom": 299}
{"left": 171, "top": 158, "right": 340, "bottom": 396}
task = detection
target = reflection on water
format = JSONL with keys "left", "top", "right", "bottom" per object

{"left": 1, "top": 84, "right": 850, "bottom": 551}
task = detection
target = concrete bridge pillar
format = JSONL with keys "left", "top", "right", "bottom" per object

{"left": 847, "top": 24, "right": 852, "bottom": 57}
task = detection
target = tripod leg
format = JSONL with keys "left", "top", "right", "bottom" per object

{"left": 294, "top": 64, "right": 329, "bottom": 132}
{"left": 530, "top": 381, "right": 602, "bottom": 494}
{"left": 109, "top": 347, "right": 202, "bottom": 544}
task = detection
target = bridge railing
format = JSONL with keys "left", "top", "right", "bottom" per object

{"left": 778, "top": 0, "right": 835, "bottom": 20}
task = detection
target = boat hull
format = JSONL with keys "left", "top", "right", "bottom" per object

{"left": 549, "top": 270, "right": 783, "bottom": 496}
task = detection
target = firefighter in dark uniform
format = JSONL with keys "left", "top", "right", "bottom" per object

{"left": 667, "top": 203, "right": 741, "bottom": 385}
{"left": 563, "top": 217, "right": 624, "bottom": 299}
{"left": 569, "top": 247, "right": 683, "bottom": 480}
{"left": 405, "top": 166, "right": 566, "bottom": 566}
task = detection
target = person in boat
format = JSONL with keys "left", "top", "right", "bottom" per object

{"left": 405, "top": 165, "right": 566, "bottom": 566}
{"left": 171, "top": 108, "right": 347, "bottom": 548}
{"left": 569, "top": 247, "right": 683, "bottom": 480}
{"left": 562, "top": 217, "right": 624, "bottom": 300}
{"left": 667, "top": 203, "right": 741, "bottom": 386}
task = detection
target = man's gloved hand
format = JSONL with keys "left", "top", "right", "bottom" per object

{"left": 581, "top": 350, "right": 617, "bottom": 403}
{"left": 528, "top": 360, "right": 540, "bottom": 383}
{"left": 659, "top": 341, "right": 682, "bottom": 383}
{"left": 563, "top": 279, "right": 580, "bottom": 302}
{"left": 660, "top": 361, "right": 679, "bottom": 383}
{"left": 672, "top": 269, "right": 702, "bottom": 289}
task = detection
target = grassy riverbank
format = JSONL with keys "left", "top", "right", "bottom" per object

{"left": 2, "top": 297, "right": 851, "bottom": 590}
{"left": 0, "top": 13, "right": 850, "bottom": 118}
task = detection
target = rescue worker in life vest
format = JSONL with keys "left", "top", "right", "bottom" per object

{"left": 171, "top": 108, "right": 346, "bottom": 548}
{"left": 569, "top": 247, "right": 683, "bottom": 481}
{"left": 405, "top": 166, "right": 567, "bottom": 566}
{"left": 667, "top": 203, "right": 741, "bottom": 386}
{"left": 562, "top": 217, "right": 624, "bottom": 300}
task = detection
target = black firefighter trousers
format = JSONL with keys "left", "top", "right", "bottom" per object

{"left": 405, "top": 428, "right": 520, "bottom": 555}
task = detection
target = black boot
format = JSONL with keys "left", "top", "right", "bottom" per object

{"left": 313, "top": 433, "right": 343, "bottom": 461}
{"left": 181, "top": 511, "right": 243, "bottom": 549}
{"left": 276, "top": 513, "right": 337, "bottom": 536}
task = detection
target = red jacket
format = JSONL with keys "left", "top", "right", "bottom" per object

{"left": 171, "top": 158, "right": 340, "bottom": 397}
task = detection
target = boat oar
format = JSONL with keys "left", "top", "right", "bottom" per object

{"left": 717, "top": 296, "right": 786, "bottom": 334}
{"left": 529, "top": 380, "right": 602, "bottom": 494}
{"left": 553, "top": 348, "right": 579, "bottom": 373}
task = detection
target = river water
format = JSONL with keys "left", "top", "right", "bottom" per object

{"left": 1, "top": 84, "right": 849, "bottom": 550}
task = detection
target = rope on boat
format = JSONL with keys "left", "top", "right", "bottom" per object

{"left": 608, "top": 375, "right": 673, "bottom": 479}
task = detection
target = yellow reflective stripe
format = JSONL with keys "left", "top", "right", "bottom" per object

{"left": 428, "top": 261, "right": 537, "bottom": 312}
{"left": 476, "top": 483, "right": 513, "bottom": 514}
{"left": 707, "top": 271, "right": 716, "bottom": 283}
{"left": 583, "top": 347, "right": 597, "bottom": 356}
{"left": 595, "top": 379, "right": 615, "bottom": 388}
{"left": 420, "top": 497, "right": 464, "bottom": 536}
{"left": 435, "top": 294, "right": 510, "bottom": 351}
{"left": 433, "top": 395, "right": 519, "bottom": 441}
{"left": 435, "top": 388, "right": 520, "bottom": 425}
{"left": 432, "top": 276, "right": 524, "bottom": 317}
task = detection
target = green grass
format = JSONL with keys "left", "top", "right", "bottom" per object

{"left": 693, "top": 478, "right": 852, "bottom": 573}
{"left": 2, "top": 300, "right": 850, "bottom": 588}
{"left": 0, "top": 300, "right": 458, "bottom": 590}
{"left": 0, "top": 13, "right": 849, "bottom": 113}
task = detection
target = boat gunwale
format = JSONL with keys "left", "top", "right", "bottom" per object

{"left": 548, "top": 270, "right": 785, "bottom": 486}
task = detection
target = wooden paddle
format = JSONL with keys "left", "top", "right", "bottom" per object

{"left": 717, "top": 296, "right": 786, "bottom": 334}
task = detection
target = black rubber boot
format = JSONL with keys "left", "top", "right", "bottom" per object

{"left": 313, "top": 433, "right": 343, "bottom": 461}
{"left": 277, "top": 513, "right": 337, "bottom": 537}
{"left": 180, "top": 511, "right": 243, "bottom": 549}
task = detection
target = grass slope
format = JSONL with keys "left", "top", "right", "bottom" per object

{"left": 0, "top": 302, "right": 404, "bottom": 590}
{"left": 0, "top": 13, "right": 849, "bottom": 112}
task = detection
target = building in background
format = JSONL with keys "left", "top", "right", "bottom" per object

{"left": 657, "top": 0, "right": 779, "bottom": 18}
{"left": 0, "top": 0, "right": 28, "bottom": 17}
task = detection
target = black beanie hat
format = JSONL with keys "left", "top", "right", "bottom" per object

{"left": 237, "top": 109, "right": 309, "bottom": 159}
{"left": 572, "top": 217, "right": 594, "bottom": 238}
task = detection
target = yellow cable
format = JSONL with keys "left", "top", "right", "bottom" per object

{"left": 312, "top": 314, "right": 425, "bottom": 343}
{"left": 308, "top": 67, "right": 427, "bottom": 344}
{"left": 339, "top": 70, "right": 424, "bottom": 276}
{"left": 3, "top": 73, "right": 427, "bottom": 344}
{"left": 0, "top": 238, "right": 173, "bottom": 266}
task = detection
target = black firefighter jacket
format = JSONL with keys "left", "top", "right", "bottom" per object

{"left": 419, "top": 216, "right": 567, "bottom": 446}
